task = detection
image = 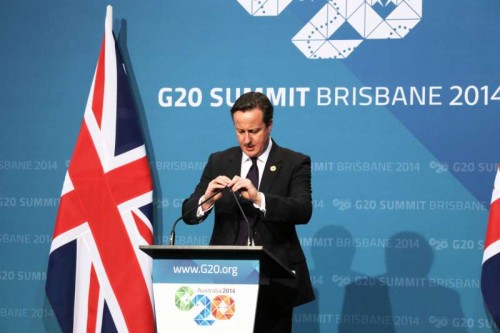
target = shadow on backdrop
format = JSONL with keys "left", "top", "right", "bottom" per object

{"left": 293, "top": 225, "right": 364, "bottom": 333}
{"left": 340, "top": 231, "right": 466, "bottom": 333}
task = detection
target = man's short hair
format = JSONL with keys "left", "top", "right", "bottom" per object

{"left": 230, "top": 92, "right": 273, "bottom": 127}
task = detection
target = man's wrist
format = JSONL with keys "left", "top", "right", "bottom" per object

{"left": 203, "top": 195, "right": 215, "bottom": 208}
{"left": 254, "top": 192, "right": 262, "bottom": 207}
{"left": 253, "top": 192, "right": 266, "bottom": 215}
{"left": 197, "top": 195, "right": 213, "bottom": 217}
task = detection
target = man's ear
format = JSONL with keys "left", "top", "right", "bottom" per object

{"left": 268, "top": 119, "right": 273, "bottom": 131}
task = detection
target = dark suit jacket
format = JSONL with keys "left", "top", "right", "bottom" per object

{"left": 182, "top": 141, "right": 315, "bottom": 308}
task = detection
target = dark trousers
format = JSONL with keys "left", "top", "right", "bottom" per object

{"left": 254, "top": 287, "right": 293, "bottom": 333}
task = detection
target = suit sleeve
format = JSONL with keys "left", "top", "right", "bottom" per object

{"left": 181, "top": 153, "right": 215, "bottom": 225}
{"left": 263, "top": 155, "right": 312, "bottom": 226}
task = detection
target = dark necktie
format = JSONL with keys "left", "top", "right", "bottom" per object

{"left": 236, "top": 157, "right": 259, "bottom": 244}
{"left": 247, "top": 157, "right": 259, "bottom": 189}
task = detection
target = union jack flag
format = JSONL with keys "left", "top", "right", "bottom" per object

{"left": 482, "top": 163, "right": 500, "bottom": 327}
{"left": 45, "top": 6, "right": 155, "bottom": 332}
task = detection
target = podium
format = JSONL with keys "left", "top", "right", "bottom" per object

{"left": 140, "top": 245, "right": 295, "bottom": 333}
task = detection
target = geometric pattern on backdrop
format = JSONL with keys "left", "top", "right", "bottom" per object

{"left": 292, "top": 0, "right": 422, "bottom": 59}
{"left": 237, "top": 0, "right": 423, "bottom": 59}
{"left": 237, "top": 0, "right": 293, "bottom": 16}
{"left": 45, "top": 6, "right": 155, "bottom": 333}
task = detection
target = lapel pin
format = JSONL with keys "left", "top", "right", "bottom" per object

{"left": 270, "top": 165, "right": 277, "bottom": 172}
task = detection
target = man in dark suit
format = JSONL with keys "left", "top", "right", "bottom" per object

{"left": 182, "top": 92, "right": 315, "bottom": 332}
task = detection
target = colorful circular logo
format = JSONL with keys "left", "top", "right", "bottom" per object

{"left": 175, "top": 286, "right": 195, "bottom": 311}
{"left": 211, "top": 295, "right": 236, "bottom": 320}
{"left": 175, "top": 286, "right": 236, "bottom": 326}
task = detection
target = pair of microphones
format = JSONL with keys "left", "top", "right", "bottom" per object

{"left": 169, "top": 186, "right": 253, "bottom": 246}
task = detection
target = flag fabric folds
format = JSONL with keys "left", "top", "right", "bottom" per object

{"left": 45, "top": 6, "right": 155, "bottom": 333}
{"left": 482, "top": 163, "right": 500, "bottom": 326}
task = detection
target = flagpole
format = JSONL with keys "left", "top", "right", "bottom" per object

{"left": 106, "top": 5, "right": 112, "bottom": 32}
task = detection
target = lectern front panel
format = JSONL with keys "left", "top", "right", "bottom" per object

{"left": 153, "top": 258, "right": 259, "bottom": 333}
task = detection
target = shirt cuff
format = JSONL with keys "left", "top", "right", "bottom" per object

{"left": 196, "top": 195, "right": 213, "bottom": 218}
{"left": 253, "top": 192, "right": 266, "bottom": 215}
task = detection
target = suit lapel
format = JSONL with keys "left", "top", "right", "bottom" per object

{"left": 259, "top": 142, "right": 282, "bottom": 193}
{"left": 226, "top": 147, "right": 242, "bottom": 178}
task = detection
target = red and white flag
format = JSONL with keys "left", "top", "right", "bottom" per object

{"left": 45, "top": 6, "right": 155, "bottom": 332}
{"left": 482, "top": 163, "right": 500, "bottom": 327}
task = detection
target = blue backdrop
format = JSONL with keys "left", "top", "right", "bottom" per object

{"left": 1, "top": 1, "right": 500, "bottom": 331}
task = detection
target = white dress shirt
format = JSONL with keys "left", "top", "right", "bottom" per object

{"left": 197, "top": 138, "right": 272, "bottom": 217}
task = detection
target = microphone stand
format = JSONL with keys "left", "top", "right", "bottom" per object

{"left": 169, "top": 186, "right": 226, "bottom": 245}
{"left": 229, "top": 190, "right": 254, "bottom": 246}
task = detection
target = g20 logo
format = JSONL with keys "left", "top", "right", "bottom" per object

{"left": 237, "top": 0, "right": 422, "bottom": 59}
{"left": 175, "top": 286, "right": 236, "bottom": 326}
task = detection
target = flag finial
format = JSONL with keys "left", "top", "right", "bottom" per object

{"left": 105, "top": 5, "right": 113, "bottom": 33}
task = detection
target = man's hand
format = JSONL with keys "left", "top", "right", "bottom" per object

{"left": 229, "top": 176, "right": 262, "bottom": 206}
{"left": 202, "top": 175, "right": 231, "bottom": 210}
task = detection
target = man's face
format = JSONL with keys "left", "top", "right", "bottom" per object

{"left": 233, "top": 108, "right": 272, "bottom": 158}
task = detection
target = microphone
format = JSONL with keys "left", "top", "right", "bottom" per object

{"left": 169, "top": 186, "right": 227, "bottom": 245}
{"left": 229, "top": 189, "right": 254, "bottom": 246}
